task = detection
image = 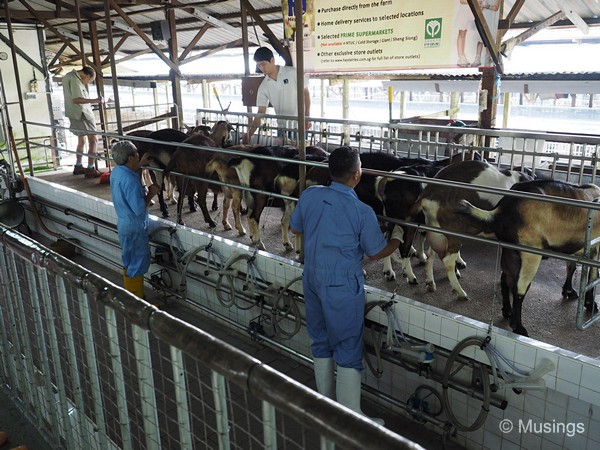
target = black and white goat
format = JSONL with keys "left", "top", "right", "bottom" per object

{"left": 412, "top": 160, "right": 533, "bottom": 300}
{"left": 459, "top": 179, "right": 600, "bottom": 336}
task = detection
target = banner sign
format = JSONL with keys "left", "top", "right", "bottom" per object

{"left": 282, "top": 0, "right": 500, "bottom": 72}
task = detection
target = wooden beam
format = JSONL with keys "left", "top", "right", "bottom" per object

{"left": 466, "top": 0, "right": 503, "bottom": 73}
{"left": 179, "top": 38, "right": 244, "bottom": 66}
{"left": 501, "top": 11, "right": 566, "bottom": 58}
{"left": 108, "top": 0, "right": 182, "bottom": 76}
{"left": 17, "top": 0, "right": 96, "bottom": 69}
{"left": 179, "top": 23, "right": 211, "bottom": 62}
{"left": 241, "top": 0, "right": 289, "bottom": 61}
{"left": 499, "top": 0, "right": 526, "bottom": 33}
{"left": 559, "top": 5, "right": 589, "bottom": 34}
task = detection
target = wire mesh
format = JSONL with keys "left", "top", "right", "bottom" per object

{"left": 0, "top": 224, "right": 419, "bottom": 450}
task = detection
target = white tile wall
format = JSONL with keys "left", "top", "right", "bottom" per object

{"left": 24, "top": 177, "right": 600, "bottom": 450}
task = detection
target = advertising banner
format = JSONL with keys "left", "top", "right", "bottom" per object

{"left": 282, "top": 0, "right": 500, "bottom": 72}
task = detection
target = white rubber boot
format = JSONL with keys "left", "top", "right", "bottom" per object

{"left": 313, "top": 357, "right": 335, "bottom": 399}
{"left": 336, "top": 366, "right": 384, "bottom": 426}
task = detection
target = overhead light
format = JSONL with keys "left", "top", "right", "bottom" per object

{"left": 112, "top": 20, "right": 134, "bottom": 34}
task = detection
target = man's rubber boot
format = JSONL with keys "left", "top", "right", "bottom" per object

{"left": 123, "top": 274, "right": 145, "bottom": 298}
{"left": 313, "top": 357, "right": 335, "bottom": 399}
{"left": 336, "top": 366, "right": 384, "bottom": 426}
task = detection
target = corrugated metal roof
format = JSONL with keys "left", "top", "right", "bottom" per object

{"left": 3, "top": 0, "right": 600, "bottom": 75}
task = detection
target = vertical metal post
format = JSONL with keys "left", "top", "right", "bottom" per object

{"left": 502, "top": 92, "right": 510, "bottom": 129}
{"left": 77, "top": 290, "right": 110, "bottom": 450}
{"left": 8, "top": 254, "right": 40, "bottom": 419}
{"left": 38, "top": 270, "right": 77, "bottom": 449}
{"left": 132, "top": 324, "right": 161, "bottom": 450}
{"left": 211, "top": 371, "right": 230, "bottom": 450}
{"left": 577, "top": 200, "right": 600, "bottom": 330}
{"left": 105, "top": 306, "right": 133, "bottom": 449}
{"left": 262, "top": 400, "right": 277, "bottom": 450}
{"left": 171, "top": 346, "right": 193, "bottom": 449}
{"left": 26, "top": 265, "right": 61, "bottom": 444}
{"left": 399, "top": 91, "right": 406, "bottom": 119}
{"left": 56, "top": 278, "right": 92, "bottom": 449}
{"left": 342, "top": 79, "right": 349, "bottom": 145}
{"left": 0, "top": 249, "right": 20, "bottom": 388}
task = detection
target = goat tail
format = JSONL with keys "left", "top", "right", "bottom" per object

{"left": 457, "top": 199, "right": 497, "bottom": 233}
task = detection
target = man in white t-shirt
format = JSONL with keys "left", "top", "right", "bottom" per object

{"left": 243, "top": 47, "right": 311, "bottom": 143}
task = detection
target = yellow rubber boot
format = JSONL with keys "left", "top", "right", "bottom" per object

{"left": 123, "top": 275, "right": 145, "bottom": 298}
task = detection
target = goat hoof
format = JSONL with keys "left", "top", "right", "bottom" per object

{"left": 562, "top": 289, "right": 579, "bottom": 300}
{"left": 426, "top": 282, "right": 436, "bottom": 292}
{"left": 283, "top": 243, "right": 294, "bottom": 252}
{"left": 189, "top": 205, "right": 197, "bottom": 213}
{"left": 408, "top": 278, "right": 418, "bottom": 285}
{"left": 456, "top": 262, "right": 467, "bottom": 270}
{"left": 241, "top": 208, "right": 248, "bottom": 216}
{"left": 169, "top": 199, "right": 177, "bottom": 205}
{"left": 162, "top": 211, "right": 170, "bottom": 218}
{"left": 253, "top": 241, "right": 266, "bottom": 251}
{"left": 208, "top": 222, "right": 217, "bottom": 229}
{"left": 512, "top": 325, "right": 528, "bottom": 337}
{"left": 585, "top": 300, "right": 599, "bottom": 313}
{"left": 211, "top": 206, "right": 218, "bottom": 212}
{"left": 457, "top": 295, "right": 469, "bottom": 301}
{"left": 238, "top": 230, "right": 246, "bottom": 237}
{"left": 418, "top": 260, "right": 426, "bottom": 266}
{"left": 384, "top": 271, "right": 396, "bottom": 281}
{"left": 223, "top": 224, "right": 232, "bottom": 232}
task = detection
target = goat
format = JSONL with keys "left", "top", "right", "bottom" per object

{"left": 228, "top": 146, "right": 302, "bottom": 250}
{"left": 228, "top": 145, "right": 329, "bottom": 251}
{"left": 412, "top": 160, "right": 533, "bottom": 300}
{"left": 164, "top": 133, "right": 222, "bottom": 227}
{"left": 374, "top": 166, "right": 427, "bottom": 283}
{"left": 204, "top": 143, "right": 258, "bottom": 236}
{"left": 459, "top": 179, "right": 600, "bottom": 336}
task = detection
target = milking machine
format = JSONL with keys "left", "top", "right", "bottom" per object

{"left": 363, "top": 286, "right": 556, "bottom": 435}
{"left": 148, "top": 226, "right": 227, "bottom": 306}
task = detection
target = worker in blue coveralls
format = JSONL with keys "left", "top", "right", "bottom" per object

{"left": 290, "top": 146, "right": 403, "bottom": 425}
{"left": 110, "top": 140, "right": 160, "bottom": 299}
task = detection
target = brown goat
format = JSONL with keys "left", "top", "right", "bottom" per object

{"left": 164, "top": 133, "right": 221, "bottom": 227}
{"left": 459, "top": 179, "right": 600, "bottom": 336}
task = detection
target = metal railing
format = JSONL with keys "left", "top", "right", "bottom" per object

{"left": 195, "top": 108, "right": 600, "bottom": 184}
{"left": 0, "top": 223, "right": 420, "bottom": 450}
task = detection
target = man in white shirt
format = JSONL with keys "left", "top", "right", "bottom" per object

{"left": 243, "top": 47, "right": 311, "bottom": 144}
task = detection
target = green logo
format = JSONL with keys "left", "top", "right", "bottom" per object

{"left": 424, "top": 18, "right": 442, "bottom": 48}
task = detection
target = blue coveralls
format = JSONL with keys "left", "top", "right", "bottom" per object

{"left": 290, "top": 182, "right": 387, "bottom": 369}
{"left": 110, "top": 165, "right": 151, "bottom": 277}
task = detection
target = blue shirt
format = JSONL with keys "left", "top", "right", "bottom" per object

{"left": 290, "top": 181, "right": 387, "bottom": 275}
{"left": 110, "top": 165, "right": 148, "bottom": 231}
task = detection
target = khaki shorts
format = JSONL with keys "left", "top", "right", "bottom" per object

{"left": 69, "top": 115, "right": 97, "bottom": 136}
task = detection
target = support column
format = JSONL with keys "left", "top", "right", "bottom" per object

{"left": 167, "top": 8, "right": 183, "bottom": 130}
